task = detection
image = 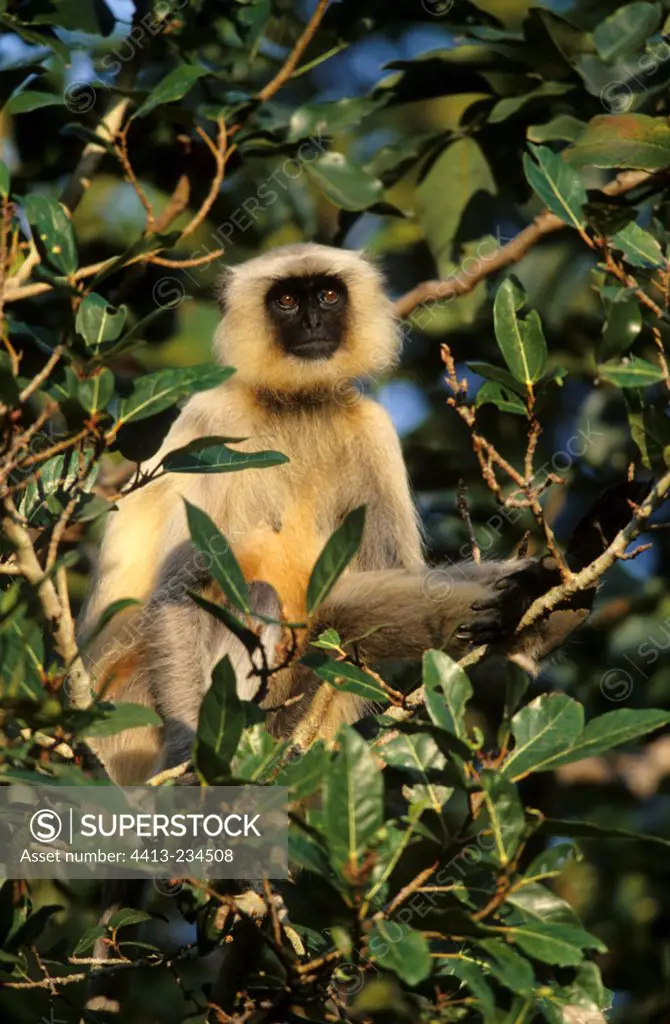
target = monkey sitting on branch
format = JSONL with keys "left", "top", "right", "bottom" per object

{"left": 79, "top": 243, "right": 616, "bottom": 785}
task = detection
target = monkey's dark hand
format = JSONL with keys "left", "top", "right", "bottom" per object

{"left": 457, "top": 559, "right": 560, "bottom": 648}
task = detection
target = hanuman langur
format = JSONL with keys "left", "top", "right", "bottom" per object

{"left": 79, "top": 243, "right": 588, "bottom": 784}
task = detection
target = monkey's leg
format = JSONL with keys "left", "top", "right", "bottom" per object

{"left": 146, "top": 578, "right": 282, "bottom": 774}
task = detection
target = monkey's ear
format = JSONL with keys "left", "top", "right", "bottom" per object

{"left": 216, "top": 268, "right": 235, "bottom": 313}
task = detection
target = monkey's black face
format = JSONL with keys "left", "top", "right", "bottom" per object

{"left": 265, "top": 274, "right": 348, "bottom": 360}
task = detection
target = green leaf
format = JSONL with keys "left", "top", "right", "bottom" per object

{"left": 489, "top": 83, "right": 572, "bottom": 125}
{"left": 523, "top": 144, "right": 588, "bottom": 232}
{"left": 543, "top": 708, "right": 670, "bottom": 769}
{"left": 594, "top": 3, "right": 662, "bottom": 64}
{"left": 527, "top": 115, "right": 587, "bottom": 144}
{"left": 25, "top": 193, "right": 77, "bottom": 275}
{"left": 503, "top": 922, "right": 605, "bottom": 966}
{"left": 493, "top": 278, "right": 548, "bottom": 386}
{"left": 85, "top": 599, "right": 141, "bottom": 645}
{"left": 29, "top": 0, "right": 115, "bottom": 35}
{"left": 195, "top": 656, "right": 244, "bottom": 782}
{"left": 278, "top": 742, "right": 330, "bottom": 800}
{"left": 73, "top": 924, "right": 107, "bottom": 956}
{"left": 478, "top": 771, "right": 525, "bottom": 866}
{"left": 6, "top": 90, "right": 63, "bottom": 113}
{"left": 477, "top": 938, "right": 535, "bottom": 995}
{"left": 324, "top": 725, "right": 383, "bottom": 875}
{"left": 16, "top": 450, "right": 98, "bottom": 526}
{"left": 0, "top": 15, "right": 70, "bottom": 63}
{"left": 0, "top": 613, "right": 46, "bottom": 701}
{"left": 502, "top": 694, "right": 585, "bottom": 781}
{"left": 311, "top": 628, "right": 342, "bottom": 651}
{"left": 76, "top": 293, "right": 127, "bottom": 352}
{"left": 506, "top": 880, "right": 580, "bottom": 925}
{"left": 559, "top": 962, "right": 613, "bottom": 1017}
{"left": 135, "top": 64, "right": 209, "bottom": 119}
{"left": 476, "top": 381, "right": 527, "bottom": 416}
{"left": 184, "top": 500, "right": 250, "bottom": 614}
{"left": 467, "top": 361, "right": 527, "bottom": 396}
{"left": 115, "top": 365, "right": 234, "bottom": 425}
{"left": 78, "top": 702, "right": 162, "bottom": 739}
{"left": 78, "top": 368, "right": 115, "bottom": 415}
{"left": 502, "top": 664, "right": 531, "bottom": 731}
{"left": 108, "top": 908, "right": 153, "bottom": 930}
{"left": 365, "top": 130, "right": 442, "bottom": 185}
{"left": 288, "top": 829, "right": 332, "bottom": 878}
{"left": 418, "top": 137, "right": 496, "bottom": 275}
{"left": 304, "top": 152, "right": 384, "bottom": 211}
{"left": 629, "top": 405, "right": 670, "bottom": 471}
{"left": 289, "top": 96, "right": 387, "bottom": 141}
{"left": 541, "top": 817, "right": 670, "bottom": 848}
{"left": 524, "top": 842, "right": 580, "bottom": 883}
{"left": 306, "top": 506, "right": 366, "bottom": 614}
{"left": 301, "top": 652, "right": 389, "bottom": 703}
{"left": 423, "top": 649, "right": 473, "bottom": 742}
{"left": 162, "top": 436, "right": 289, "bottom": 474}
{"left": 598, "top": 356, "right": 666, "bottom": 387}
{"left": 368, "top": 921, "right": 431, "bottom": 987}
{"left": 383, "top": 732, "right": 457, "bottom": 815}
{"left": 611, "top": 222, "right": 665, "bottom": 268}
{"left": 0, "top": 160, "right": 9, "bottom": 197}
{"left": 565, "top": 114, "right": 670, "bottom": 171}
{"left": 600, "top": 295, "right": 642, "bottom": 359}
{"left": 435, "top": 959, "right": 495, "bottom": 1011}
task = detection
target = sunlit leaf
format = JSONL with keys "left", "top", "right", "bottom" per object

{"left": 162, "top": 437, "right": 289, "bottom": 474}
{"left": 566, "top": 113, "right": 670, "bottom": 171}
{"left": 598, "top": 356, "right": 666, "bottom": 387}
{"left": 594, "top": 3, "right": 662, "bottom": 64}
{"left": 114, "top": 365, "right": 234, "bottom": 426}
{"left": 368, "top": 921, "right": 431, "bottom": 986}
{"left": 306, "top": 506, "right": 366, "bottom": 614}
{"left": 184, "top": 500, "right": 250, "bottom": 614}
{"left": 523, "top": 144, "right": 588, "bottom": 232}
{"left": 25, "top": 193, "right": 77, "bottom": 275}
{"left": 135, "top": 64, "right": 209, "bottom": 118}
{"left": 195, "top": 656, "right": 244, "bottom": 782}
{"left": 76, "top": 293, "right": 127, "bottom": 352}
{"left": 323, "top": 726, "right": 383, "bottom": 876}
{"left": 476, "top": 381, "right": 527, "bottom": 416}
{"left": 301, "top": 652, "right": 389, "bottom": 703}
{"left": 493, "top": 278, "right": 548, "bottom": 386}
{"left": 503, "top": 694, "right": 584, "bottom": 781}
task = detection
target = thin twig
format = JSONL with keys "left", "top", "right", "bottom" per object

{"left": 178, "top": 120, "right": 227, "bottom": 240}
{"left": 19, "top": 346, "right": 64, "bottom": 403}
{"left": 256, "top": 0, "right": 331, "bottom": 103}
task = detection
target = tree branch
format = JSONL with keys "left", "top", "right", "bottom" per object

{"left": 517, "top": 467, "right": 670, "bottom": 633}
{"left": 1, "top": 495, "right": 92, "bottom": 708}
{"left": 393, "top": 169, "right": 655, "bottom": 319}
{"left": 256, "top": 0, "right": 331, "bottom": 104}
{"left": 60, "top": 94, "right": 131, "bottom": 213}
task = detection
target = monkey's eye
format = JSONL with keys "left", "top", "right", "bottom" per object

{"left": 276, "top": 294, "right": 298, "bottom": 311}
{"left": 318, "top": 288, "right": 341, "bottom": 307}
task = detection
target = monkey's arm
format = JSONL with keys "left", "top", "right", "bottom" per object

{"left": 313, "top": 479, "right": 647, "bottom": 673}
{"left": 354, "top": 401, "right": 424, "bottom": 571}
{"left": 308, "top": 563, "right": 524, "bottom": 661}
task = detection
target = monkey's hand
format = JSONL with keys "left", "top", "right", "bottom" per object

{"left": 456, "top": 559, "right": 557, "bottom": 648}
